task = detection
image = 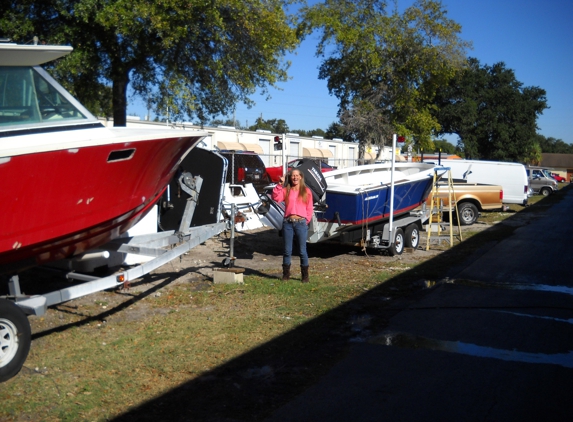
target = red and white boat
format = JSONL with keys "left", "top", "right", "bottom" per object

{"left": 0, "top": 42, "right": 207, "bottom": 274}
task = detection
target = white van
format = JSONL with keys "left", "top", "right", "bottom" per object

{"left": 525, "top": 166, "right": 559, "bottom": 196}
{"left": 425, "top": 159, "right": 529, "bottom": 205}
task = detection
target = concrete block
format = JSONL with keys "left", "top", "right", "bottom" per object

{"left": 213, "top": 267, "right": 245, "bottom": 284}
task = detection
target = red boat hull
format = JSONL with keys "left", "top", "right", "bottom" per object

{"left": 0, "top": 133, "right": 202, "bottom": 273}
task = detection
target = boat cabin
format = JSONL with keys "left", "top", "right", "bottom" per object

{"left": 0, "top": 43, "right": 96, "bottom": 130}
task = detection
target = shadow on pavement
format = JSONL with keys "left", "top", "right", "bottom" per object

{"left": 111, "top": 188, "right": 573, "bottom": 421}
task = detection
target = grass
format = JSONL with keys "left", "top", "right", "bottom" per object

{"left": 0, "top": 262, "right": 414, "bottom": 421}
{"left": 1, "top": 184, "right": 570, "bottom": 421}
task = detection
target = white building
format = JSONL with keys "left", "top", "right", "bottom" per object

{"left": 102, "top": 118, "right": 396, "bottom": 169}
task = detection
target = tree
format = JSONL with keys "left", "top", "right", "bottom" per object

{"left": 302, "top": 0, "right": 470, "bottom": 152}
{"left": 0, "top": 0, "right": 300, "bottom": 126}
{"left": 339, "top": 90, "right": 393, "bottom": 159}
{"left": 433, "top": 139, "right": 457, "bottom": 154}
{"left": 209, "top": 118, "right": 240, "bottom": 129}
{"left": 434, "top": 58, "right": 548, "bottom": 162}
{"left": 309, "top": 128, "right": 327, "bottom": 137}
{"left": 290, "top": 128, "right": 328, "bottom": 137}
{"left": 523, "top": 142, "right": 542, "bottom": 166}
{"left": 325, "top": 121, "right": 356, "bottom": 142}
{"left": 535, "top": 134, "right": 573, "bottom": 154}
{"left": 248, "top": 117, "right": 290, "bottom": 134}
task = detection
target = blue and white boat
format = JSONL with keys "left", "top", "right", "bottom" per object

{"left": 294, "top": 161, "right": 444, "bottom": 247}
{"left": 319, "top": 162, "right": 440, "bottom": 226}
{"left": 259, "top": 159, "right": 445, "bottom": 251}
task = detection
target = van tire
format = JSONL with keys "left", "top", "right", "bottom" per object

{"left": 457, "top": 202, "right": 479, "bottom": 226}
{"left": 540, "top": 187, "right": 551, "bottom": 196}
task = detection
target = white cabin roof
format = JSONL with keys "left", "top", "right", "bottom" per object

{"left": 0, "top": 43, "right": 72, "bottom": 66}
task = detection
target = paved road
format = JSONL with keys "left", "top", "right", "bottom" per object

{"left": 267, "top": 188, "right": 573, "bottom": 421}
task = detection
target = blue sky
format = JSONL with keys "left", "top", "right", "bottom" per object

{"left": 128, "top": 0, "right": 572, "bottom": 145}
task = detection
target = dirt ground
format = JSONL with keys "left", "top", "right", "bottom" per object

{"left": 13, "top": 220, "right": 495, "bottom": 315}
{"left": 193, "top": 219, "right": 493, "bottom": 274}
{"left": 213, "top": 203, "right": 538, "bottom": 280}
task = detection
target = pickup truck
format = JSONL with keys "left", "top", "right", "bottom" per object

{"left": 425, "top": 181, "right": 505, "bottom": 226}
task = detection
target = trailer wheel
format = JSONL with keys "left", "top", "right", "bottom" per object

{"left": 457, "top": 202, "right": 479, "bottom": 226}
{"left": 0, "top": 300, "right": 31, "bottom": 383}
{"left": 388, "top": 228, "right": 405, "bottom": 256}
{"left": 540, "top": 187, "right": 551, "bottom": 197}
{"left": 404, "top": 224, "right": 420, "bottom": 249}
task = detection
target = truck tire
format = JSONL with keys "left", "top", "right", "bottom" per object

{"left": 457, "top": 202, "right": 479, "bottom": 226}
{"left": 388, "top": 228, "right": 405, "bottom": 256}
{"left": 404, "top": 224, "right": 420, "bottom": 249}
{"left": 540, "top": 187, "right": 551, "bottom": 196}
{"left": 0, "top": 300, "right": 31, "bottom": 383}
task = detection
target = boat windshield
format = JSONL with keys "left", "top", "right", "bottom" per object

{"left": 0, "top": 66, "right": 88, "bottom": 127}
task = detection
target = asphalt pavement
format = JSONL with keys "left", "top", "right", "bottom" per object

{"left": 267, "top": 187, "right": 573, "bottom": 422}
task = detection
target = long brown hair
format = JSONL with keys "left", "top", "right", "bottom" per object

{"left": 285, "top": 169, "right": 309, "bottom": 205}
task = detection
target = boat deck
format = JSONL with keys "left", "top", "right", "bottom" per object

{"left": 325, "top": 163, "right": 436, "bottom": 193}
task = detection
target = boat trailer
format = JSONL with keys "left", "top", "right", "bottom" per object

{"left": 6, "top": 221, "right": 226, "bottom": 317}
{"left": 0, "top": 150, "right": 235, "bottom": 383}
{"left": 260, "top": 192, "right": 432, "bottom": 256}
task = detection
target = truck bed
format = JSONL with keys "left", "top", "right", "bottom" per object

{"left": 425, "top": 182, "right": 504, "bottom": 225}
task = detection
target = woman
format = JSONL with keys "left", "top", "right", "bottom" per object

{"left": 271, "top": 169, "right": 314, "bottom": 282}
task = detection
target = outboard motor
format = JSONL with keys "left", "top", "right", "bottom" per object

{"left": 295, "top": 159, "right": 328, "bottom": 204}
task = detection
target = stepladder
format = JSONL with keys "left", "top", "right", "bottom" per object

{"left": 426, "top": 168, "right": 463, "bottom": 249}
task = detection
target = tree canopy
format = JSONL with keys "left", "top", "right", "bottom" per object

{"left": 290, "top": 128, "right": 327, "bottom": 137}
{"left": 248, "top": 117, "right": 290, "bottom": 134}
{"left": 0, "top": 0, "right": 300, "bottom": 126}
{"left": 325, "top": 121, "right": 356, "bottom": 142}
{"left": 301, "top": 0, "right": 470, "bottom": 156}
{"left": 434, "top": 58, "right": 548, "bottom": 162}
{"left": 432, "top": 139, "right": 458, "bottom": 155}
{"left": 534, "top": 134, "right": 573, "bottom": 154}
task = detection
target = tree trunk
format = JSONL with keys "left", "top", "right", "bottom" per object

{"left": 112, "top": 72, "right": 129, "bottom": 127}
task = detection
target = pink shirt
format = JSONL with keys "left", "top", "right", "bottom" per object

{"left": 271, "top": 185, "right": 314, "bottom": 224}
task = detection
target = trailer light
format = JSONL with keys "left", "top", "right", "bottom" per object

{"left": 116, "top": 274, "right": 126, "bottom": 283}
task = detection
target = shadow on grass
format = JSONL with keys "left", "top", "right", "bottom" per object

{"left": 108, "top": 188, "right": 573, "bottom": 422}
{"left": 29, "top": 267, "right": 205, "bottom": 341}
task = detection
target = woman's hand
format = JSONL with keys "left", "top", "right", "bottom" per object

{"left": 279, "top": 175, "right": 285, "bottom": 185}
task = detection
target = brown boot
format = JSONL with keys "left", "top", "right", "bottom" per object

{"left": 301, "top": 265, "right": 309, "bottom": 283}
{"left": 281, "top": 264, "right": 291, "bottom": 281}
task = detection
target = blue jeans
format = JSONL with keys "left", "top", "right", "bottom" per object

{"left": 282, "top": 219, "right": 309, "bottom": 266}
